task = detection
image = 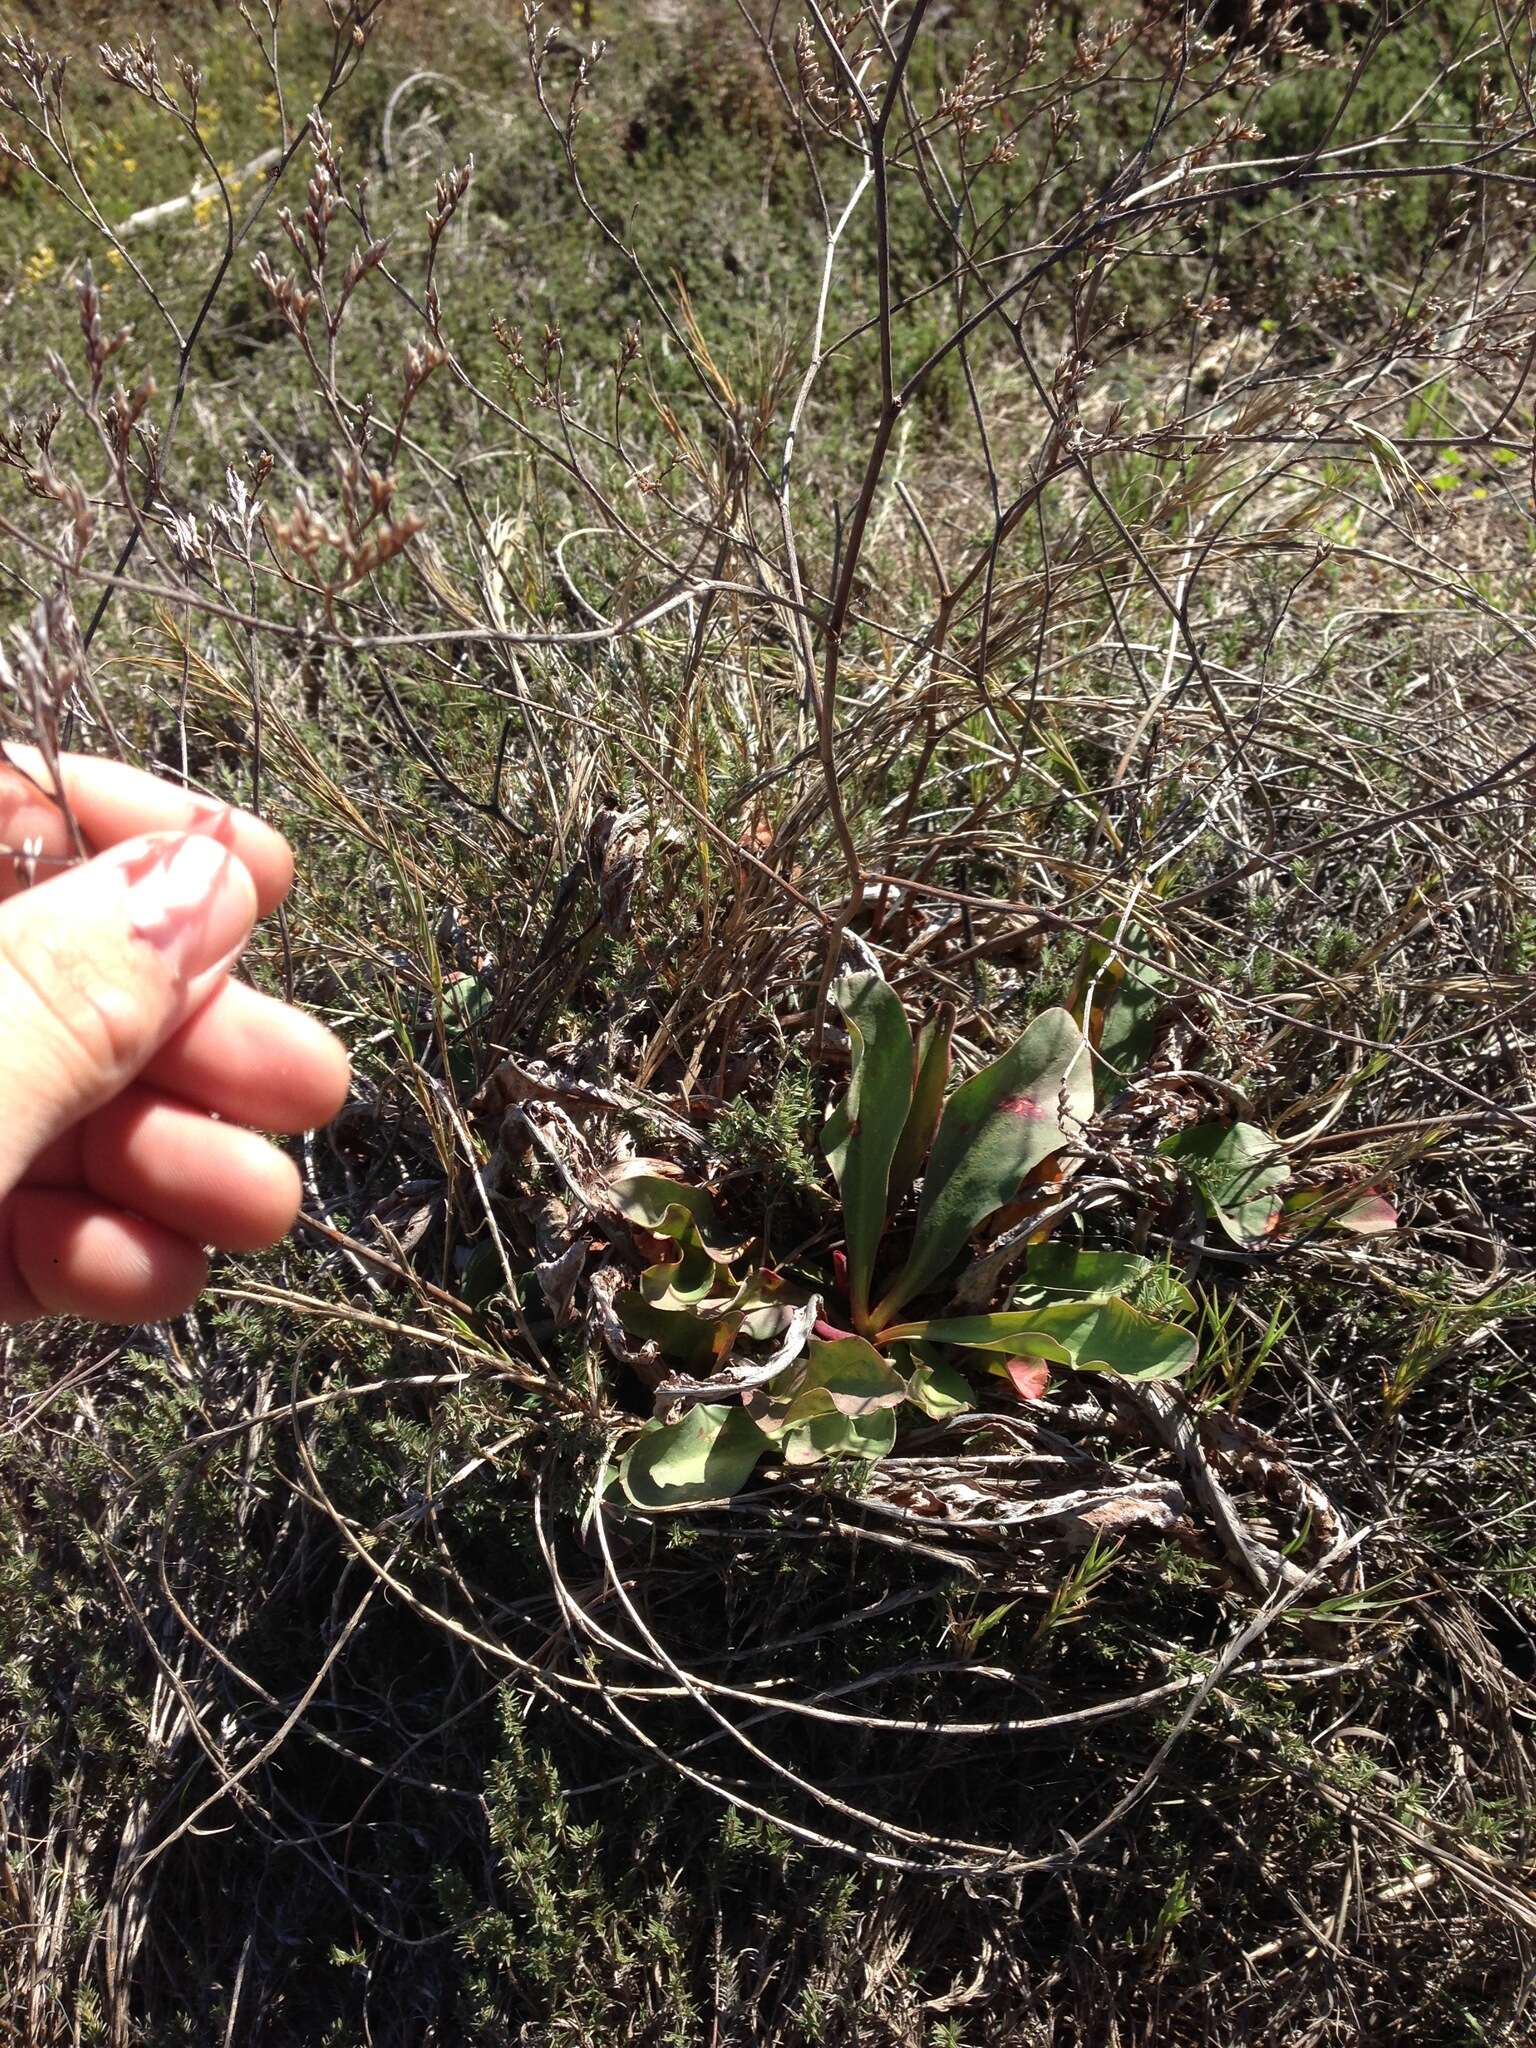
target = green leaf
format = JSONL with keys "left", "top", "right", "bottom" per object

{"left": 1097, "top": 954, "right": 1166, "bottom": 1082}
{"left": 1163, "top": 1121, "right": 1289, "bottom": 1245}
{"left": 1017, "top": 1298, "right": 1196, "bottom": 1380}
{"left": 790, "top": 1335, "right": 908, "bottom": 1417}
{"left": 1072, "top": 919, "right": 1167, "bottom": 1084}
{"left": 889, "top": 1003, "right": 955, "bottom": 1201}
{"left": 782, "top": 1404, "right": 898, "bottom": 1467}
{"left": 609, "top": 1169, "right": 715, "bottom": 1233}
{"left": 721, "top": 1268, "right": 796, "bottom": 1339}
{"left": 620, "top": 1403, "right": 770, "bottom": 1509}
{"left": 442, "top": 970, "right": 494, "bottom": 1029}
{"left": 961, "top": 1598, "right": 1018, "bottom": 1645}
{"left": 904, "top": 1355, "right": 972, "bottom": 1419}
{"left": 620, "top": 1257, "right": 793, "bottom": 1371}
{"left": 744, "top": 1332, "right": 906, "bottom": 1439}
{"left": 806, "top": 1334, "right": 908, "bottom": 1415}
{"left": 1017, "top": 1245, "right": 1153, "bottom": 1303}
{"left": 460, "top": 1237, "right": 509, "bottom": 1308}
{"left": 1018, "top": 1244, "right": 1196, "bottom": 1321}
{"left": 890, "top": 1312, "right": 1073, "bottom": 1362}
{"left": 441, "top": 972, "right": 494, "bottom": 1093}
{"left": 822, "top": 973, "right": 914, "bottom": 1322}
{"left": 608, "top": 1168, "right": 746, "bottom": 1261}
{"left": 875, "top": 1009, "right": 1093, "bottom": 1320}
{"left": 616, "top": 1286, "right": 719, "bottom": 1367}
{"left": 638, "top": 1235, "right": 721, "bottom": 1309}
{"left": 897, "top": 1300, "right": 1192, "bottom": 1382}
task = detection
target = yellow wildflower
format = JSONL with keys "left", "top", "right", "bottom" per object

{"left": 21, "top": 241, "right": 57, "bottom": 290}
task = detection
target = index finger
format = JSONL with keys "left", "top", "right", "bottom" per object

{"left": 0, "top": 746, "right": 294, "bottom": 915}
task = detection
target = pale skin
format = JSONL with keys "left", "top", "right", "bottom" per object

{"left": 0, "top": 749, "right": 351, "bottom": 1324}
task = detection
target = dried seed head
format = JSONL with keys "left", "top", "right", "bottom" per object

{"left": 253, "top": 251, "right": 319, "bottom": 333}
{"left": 426, "top": 158, "right": 473, "bottom": 247}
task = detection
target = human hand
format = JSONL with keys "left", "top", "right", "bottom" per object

{"left": 0, "top": 749, "right": 350, "bottom": 1324}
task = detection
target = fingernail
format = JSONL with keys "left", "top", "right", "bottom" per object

{"left": 119, "top": 833, "right": 259, "bottom": 977}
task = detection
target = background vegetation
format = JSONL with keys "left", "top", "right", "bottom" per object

{"left": 1, "top": 1, "right": 1534, "bottom": 2041}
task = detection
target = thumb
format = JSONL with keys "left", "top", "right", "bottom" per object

{"left": 0, "top": 831, "right": 258, "bottom": 1196}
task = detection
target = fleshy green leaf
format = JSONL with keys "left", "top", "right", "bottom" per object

{"left": 791, "top": 1335, "right": 908, "bottom": 1417}
{"left": 618, "top": 1261, "right": 798, "bottom": 1371}
{"left": 782, "top": 1405, "right": 898, "bottom": 1467}
{"left": 897, "top": 1301, "right": 1193, "bottom": 1382}
{"left": 889, "top": 1003, "right": 955, "bottom": 1201}
{"left": 1163, "top": 1121, "right": 1289, "bottom": 1245}
{"left": 615, "top": 1286, "right": 719, "bottom": 1367}
{"left": 744, "top": 1333, "right": 906, "bottom": 1439}
{"left": 723, "top": 1269, "right": 797, "bottom": 1339}
{"left": 638, "top": 1235, "right": 719, "bottom": 1309}
{"left": 1071, "top": 919, "right": 1167, "bottom": 1084}
{"left": 904, "top": 1355, "right": 973, "bottom": 1419}
{"left": 1018, "top": 1244, "right": 1196, "bottom": 1321}
{"left": 442, "top": 970, "right": 494, "bottom": 1029}
{"left": 460, "top": 1237, "right": 508, "bottom": 1308}
{"left": 441, "top": 972, "right": 494, "bottom": 1093}
{"left": 608, "top": 1167, "right": 747, "bottom": 1262}
{"left": 1097, "top": 951, "right": 1166, "bottom": 1083}
{"left": 1017, "top": 1297, "right": 1197, "bottom": 1380}
{"left": 1017, "top": 1245, "right": 1154, "bottom": 1303}
{"left": 609, "top": 1169, "right": 710, "bottom": 1230}
{"left": 889, "top": 1312, "right": 1073, "bottom": 1362}
{"left": 874, "top": 1009, "right": 1093, "bottom": 1320}
{"left": 620, "top": 1403, "right": 770, "bottom": 1509}
{"left": 1098, "top": 977, "right": 1164, "bottom": 1082}
{"left": 822, "top": 973, "right": 914, "bottom": 1322}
